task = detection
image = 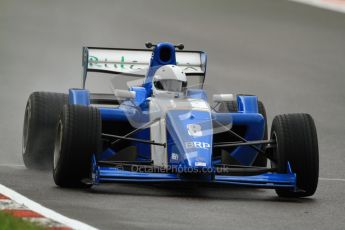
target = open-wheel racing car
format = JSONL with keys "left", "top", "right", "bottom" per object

{"left": 22, "top": 42, "right": 319, "bottom": 197}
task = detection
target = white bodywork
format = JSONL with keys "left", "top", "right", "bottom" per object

{"left": 213, "top": 94, "right": 234, "bottom": 103}
{"left": 149, "top": 96, "right": 210, "bottom": 167}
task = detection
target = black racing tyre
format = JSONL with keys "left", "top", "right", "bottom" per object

{"left": 271, "top": 114, "right": 319, "bottom": 197}
{"left": 53, "top": 104, "right": 101, "bottom": 188}
{"left": 22, "top": 92, "right": 68, "bottom": 170}
{"left": 218, "top": 100, "right": 268, "bottom": 167}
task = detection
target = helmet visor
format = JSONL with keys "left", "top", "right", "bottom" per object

{"left": 154, "top": 79, "right": 184, "bottom": 92}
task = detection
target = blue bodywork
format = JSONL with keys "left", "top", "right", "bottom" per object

{"left": 73, "top": 42, "right": 296, "bottom": 190}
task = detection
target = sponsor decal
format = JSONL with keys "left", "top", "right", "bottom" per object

{"left": 171, "top": 153, "right": 179, "bottom": 161}
{"left": 89, "top": 55, "right": 142, "bottom": 70}
{"left": 86, "top": 49, "right": 204, "bottom": 73}
{"left": 185, "top": 141, "right": 211, "bottom": 150}
{"left": 88, "top": 55, "right": 202, "bottom": 72}
{"left": 187, "top": 123, "right": 203, "bottom": 137}
{"left": 195, "top": 162, "right": 207, "bottom": 167}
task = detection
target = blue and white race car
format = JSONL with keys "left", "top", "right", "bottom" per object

{"left": 22, "top": 42, "right": 319, "bottom": 197}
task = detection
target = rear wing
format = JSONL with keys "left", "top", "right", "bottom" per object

{"left": 82, "top": 47, "right": 207, "bottom": 88}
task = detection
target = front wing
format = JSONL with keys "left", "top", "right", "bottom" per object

{"left": 92, "top": 160, "right": 296, "bottom": 190}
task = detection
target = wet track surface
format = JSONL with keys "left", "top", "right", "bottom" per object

{"left": 1, "top": 0, "right": 345, "bottom": 229}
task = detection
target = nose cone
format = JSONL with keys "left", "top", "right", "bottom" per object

{"left": 165, "top": 110, "right": 213, "bottom": 171}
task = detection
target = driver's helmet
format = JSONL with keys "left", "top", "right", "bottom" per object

{"left": 152, "top": 65, "right": 187, "bottom": 97}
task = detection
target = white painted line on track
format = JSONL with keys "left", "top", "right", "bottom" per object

{"left": 319, "top": 177, "right": 345, "bottom": 182}
{"left": 0, "top": 184, "right": 98, "bottom": 230}
{"left": 290, "top": 0, "right": 345, "bottom": 14}
{"left": 0, "top": 164, "right": 25, "bottom": 168}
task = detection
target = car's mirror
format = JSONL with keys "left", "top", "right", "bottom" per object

{"left": 113, "top": 89, "right": 136, "bottom": 100}
{"left": 213, "top": 94, "right": 234, "bottom": 103}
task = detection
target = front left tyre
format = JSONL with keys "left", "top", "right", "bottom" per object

{"left": 53, "top": 104, "right": 102, "bottom": 188}
{"left": 22, "top": 92, "right": 68, "bottom": 170}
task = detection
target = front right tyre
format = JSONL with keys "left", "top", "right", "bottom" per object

{"left": 53, "top": 104, "right": 102, "bottom": 188}
{"left": 270, "top": 113, "right": 319, "bottom": 197}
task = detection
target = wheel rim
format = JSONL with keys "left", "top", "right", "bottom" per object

{"left": 54, "top": 120, "right": 63, "bottom": 170}
{"left": 270, "top": 131, "right": 286, "bottom": 173}
{"left": 22, "top": 102, "right": 31, "bottom": 154}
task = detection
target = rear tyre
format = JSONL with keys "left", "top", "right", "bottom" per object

{"left": 53, "top": 105, "right": 101, "bottom": 188}
{"left": 271, "top": 114, "right": 319, "bottom": 197}
{"left": 22, "top": 92, "right": 68, "bottom": 170}
{"left": 218, "top": 100, "right": 268, "bottom": 167}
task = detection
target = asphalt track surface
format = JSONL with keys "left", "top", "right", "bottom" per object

{"left": 1, "top": 0, "right": 345, "bottom": 229}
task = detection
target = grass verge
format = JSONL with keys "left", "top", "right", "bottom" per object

{"left": 0, "top": 211, "right": 44, "bottom": 230}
